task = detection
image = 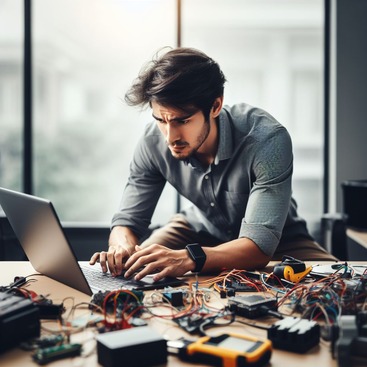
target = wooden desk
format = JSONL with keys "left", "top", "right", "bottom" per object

{"left": 0, "top": 261, "right": 339, "bottom": 367}
{"left": 346, "top": 228, "right": 367, "bottom": 260}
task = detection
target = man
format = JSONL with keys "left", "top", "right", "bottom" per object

{"left": 90, "top": 47, "right": 336, "bottom": 282}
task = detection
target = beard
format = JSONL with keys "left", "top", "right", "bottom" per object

{"left": 168, "top": 120, "right": 210, "bottom": 161}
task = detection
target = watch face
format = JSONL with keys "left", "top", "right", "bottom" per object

{"left": 187, "top": 244, "right": 206, "bottom": 259}
{"left": 186, "top": 244, "right": 206, "bottom": 273}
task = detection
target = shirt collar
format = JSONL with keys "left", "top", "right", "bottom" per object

{"left": 214, "top": 107, "right": 233, "bottom": 164}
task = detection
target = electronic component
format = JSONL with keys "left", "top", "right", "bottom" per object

{"left": 228, "top": 295, "right": 277, "bottom": 319}
{"left": 91, "top": 289, "right": 144, "bottom": 309}
{"left": 335, "top": 314, "right": 367, "bottom": 367}
{"left": 267, "top": 317, "right": 320, "bottom": 353}
{"left": 90, "top": 290, "right": 111, "bottom": 310}
{"left": 229, "top": 282, "right": 256, "bottom": 292}
{"left": 37, "top": 302, "right": 64, "bottom": 319}
{"left": 215, "top": 271, "right": 263, "bottom": 296}
{"left": 163, "top": 290, "right": 184, "bottom": 307}
{"left": 273, "top": 255, "right": 312, "bottom": 283}
{"left": 10, "top": 276, "right": 27, "bottom": 288}
{"left": 20, "top": 334, "right": 65, "bottom": 351}
{"left": 167, "top": 332, "right": 272, "bottom": 367}
{"left": 100, "top": 289, "right": 145, "bottom": 330}
{"left": 0, "top": 291, "right": 40, "bottom": 353}
{"left": 32, "top": 343, "right": 82, "bottom": 365}
{"left": 174, "top": 314, "right": 208, "bottom": 334}
{"left": 227, "top": 288, "right": 236, "bottom": 297}
{"left": 69, "top": 313, "right": 104, "bottom": 328}
{"left": 96, "top": 326, "right": 167, "bottom": 367}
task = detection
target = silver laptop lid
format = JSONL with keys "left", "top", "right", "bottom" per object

{"left": 0, "top": 187, "right": 92, "bottom": 295}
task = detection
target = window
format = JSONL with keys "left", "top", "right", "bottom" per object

{"left": 32, "top": 0, "right": 176, "bottom": 223}
{"left": 0, "top": 0, "right": 23, "bottom": 193}
{"left": 1, "top": 0, "right": 324, "bottom": 232}
{"left": 181, "top": 0, "right": 324, "bottom": 229}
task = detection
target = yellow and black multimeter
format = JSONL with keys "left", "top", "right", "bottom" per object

{"left": 167, "top": 332, "right": 272, "bottom": 367}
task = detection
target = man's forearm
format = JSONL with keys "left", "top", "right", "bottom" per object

{"left": 202, "top": 237, "right": 271, "bottom": 272}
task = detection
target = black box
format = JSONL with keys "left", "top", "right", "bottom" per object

{"left": 342, "top": 180, "right": 367, "bottom": 230}
{"left": 268, "top": 317, "right": 320, "bottom": 353}
{"left": 0, "top": 292, "right": 40, "bottom": 353}
{"left": 228, "top": 294, "right": 277, "bottom": 319}
{"left": 96, "top": 326, "right": 167, "bottom": 367}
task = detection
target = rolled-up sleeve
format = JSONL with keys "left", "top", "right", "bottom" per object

{"left": 239, "top": 125, "right": 293, "bottom": 256}
{"left": 111, "top": 133, "right": 166, "bottom": 239}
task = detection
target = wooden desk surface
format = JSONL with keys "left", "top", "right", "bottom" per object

{"left": 347, "top": 227, "right": 367, "bottom": 249}
{"left": 0, "top": 261, "right": 340, "bottom": 367}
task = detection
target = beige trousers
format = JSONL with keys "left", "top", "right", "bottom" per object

{"left": 141, "top": 214, "right": 338, "bottom": 262}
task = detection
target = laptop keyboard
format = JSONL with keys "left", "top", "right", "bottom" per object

{"left": 81, "top": 266, "right": 130, "bottom": 291}
{"left": 80, "top": 265, "right": 185, "bottom": 292}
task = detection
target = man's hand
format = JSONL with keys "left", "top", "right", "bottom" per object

{"left": 89, "top": 226, "right": 138, "bottom": 276}
{"left": 89, "top": 245, "right": 132, "bottom": 276}
{"left": 124, "top": 244, "right": 195, "bottom": 282}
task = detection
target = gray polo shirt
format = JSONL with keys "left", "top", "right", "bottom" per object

{"left": 112, "top": 103, "right": 311, "bottom": 256}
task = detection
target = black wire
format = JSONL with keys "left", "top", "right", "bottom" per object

{"left": 198, "top": 312, "right": 235, "bottom": 336}
{"left": 3, "top": 273, "right": 46, "bottom": 292}
{"left": 234, "top": 317, "right": 270, "bottom": 331}
{"left": 265, "top": 309, "right": 284, "bottom": 319}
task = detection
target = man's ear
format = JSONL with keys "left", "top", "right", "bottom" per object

{"left": 211, "top": 96, "right": 223, "bottom": 118}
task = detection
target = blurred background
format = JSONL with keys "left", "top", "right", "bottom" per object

{"left": 0, "top": 0, "right": 324, "bottom": 224}
{"left": 1, "top": 0, "right": 366, "bottom": 259}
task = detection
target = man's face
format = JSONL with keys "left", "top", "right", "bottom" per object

{"left": 151, "top": 101, "right": 211, "bottom": 161}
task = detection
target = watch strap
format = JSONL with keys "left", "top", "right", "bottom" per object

{"left": 185, "top": 243, "right": 206, "bottom": 273}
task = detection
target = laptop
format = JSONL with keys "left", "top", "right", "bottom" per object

{"left": 0, "top": 187, "right": 184, "bottom": 295}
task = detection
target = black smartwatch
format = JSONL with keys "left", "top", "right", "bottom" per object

{"left": 185, "top": 243, "right": 206, "bottom": 273}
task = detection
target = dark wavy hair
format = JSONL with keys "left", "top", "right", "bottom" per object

{"left": 125, "top": 47, "right": 226, "bottom": 120}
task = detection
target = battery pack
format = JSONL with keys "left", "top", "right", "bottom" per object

{"left": 96, "top": 326, "right": 167, "bottom": 367}
{"left": 0, "top": 292, "right": 40, "bottom": 353}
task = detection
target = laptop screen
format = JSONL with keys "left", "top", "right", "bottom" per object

{"left": 0, "top": 187, "right": 92, "bottom": 294}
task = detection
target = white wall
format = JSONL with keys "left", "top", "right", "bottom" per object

{"left": 328, "top": 0, "right": 367, "bottom": 212}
